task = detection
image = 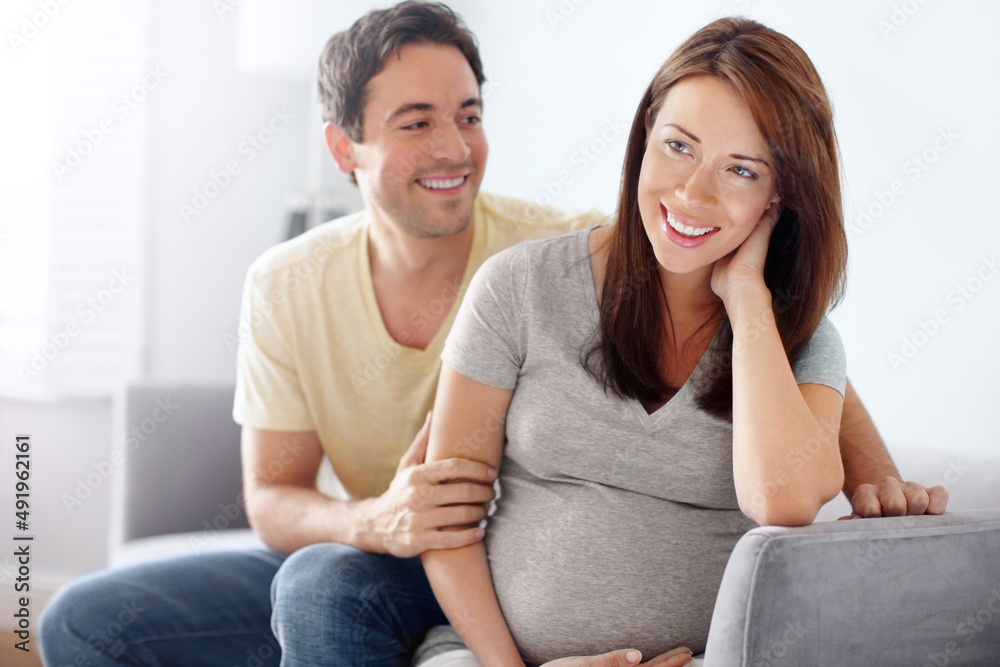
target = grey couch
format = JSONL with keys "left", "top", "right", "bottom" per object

{"left": 111, "top": 383, "right": 1000, "bottom": 665}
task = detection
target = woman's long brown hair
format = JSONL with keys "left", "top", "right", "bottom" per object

{"left": 583, "top": 17, "right": 848, "bottom": 419}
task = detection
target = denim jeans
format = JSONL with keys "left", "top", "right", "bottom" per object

{"left": 40, "top": 544, "right": 448, "bottom": 666}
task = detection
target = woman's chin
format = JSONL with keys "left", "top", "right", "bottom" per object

{"left": 651, "top": 246, "right": 719, "bottom": 278}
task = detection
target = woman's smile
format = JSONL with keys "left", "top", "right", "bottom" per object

{"left": 662, "top": 205, "right": 720, "bottom": 247}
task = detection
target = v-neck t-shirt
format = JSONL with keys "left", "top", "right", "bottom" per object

{"left": 441, "top": 227, "right": 846, "bottom": 662}
{"left": 232, "top": 193, "right": 608, "bottom": 499}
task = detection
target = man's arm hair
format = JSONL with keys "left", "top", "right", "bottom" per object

{"left": 241, "top": 427, "right": 378, "bottom": 554}
{"left": 838, "top": 378, "right": 901, "bottom": 498}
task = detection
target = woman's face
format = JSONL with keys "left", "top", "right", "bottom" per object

{"left": 638, "top": 75, "right": 779, "bottom": 278}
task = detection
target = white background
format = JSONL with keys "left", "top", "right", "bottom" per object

{"left": 0, "top": 0, "right": 997, "bottom": 616}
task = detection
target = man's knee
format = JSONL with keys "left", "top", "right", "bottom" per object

{"left": 273, "top": 544, "right": 381, "bottom": 599}
{"left": 40, "top": 574, "right": 122, "bottom": 664}
{"left": 272, "top": 544, "right": 414, "bottom": 622}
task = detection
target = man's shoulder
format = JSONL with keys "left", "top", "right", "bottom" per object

{"left": 475, "top": 192, "right": 609, "bottom": 240}
{"left": 246, "top": 209, "right": 367, "bottom": 285}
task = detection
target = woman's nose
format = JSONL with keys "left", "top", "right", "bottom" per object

{"left": 675, "top": 164, "right": 716, "bottom": 209}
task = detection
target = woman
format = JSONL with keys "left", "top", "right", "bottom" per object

{"left": 421, "top": 17, "right": 848, "bottom": 665}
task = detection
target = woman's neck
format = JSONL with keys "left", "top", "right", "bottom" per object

{"left": 658, "top": 264, "right": 721, "bottom": 331}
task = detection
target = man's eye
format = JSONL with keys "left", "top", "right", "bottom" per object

{"left": 403, "top": 121, "right": 428, "bottom": 130}
{"left": 461, "top": 115, "right": 481, "bottom": 125}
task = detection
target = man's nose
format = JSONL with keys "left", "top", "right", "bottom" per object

{"left": 430, "top": 121, "right": 472, "bottom": 163}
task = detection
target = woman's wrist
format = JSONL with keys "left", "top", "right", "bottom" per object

{"left": 722, "top": 282, "right": 772, "bottom": 321}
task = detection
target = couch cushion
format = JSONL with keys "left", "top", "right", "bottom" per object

{"left": 704, "top": 509, "right": 1000, "bottom": 666}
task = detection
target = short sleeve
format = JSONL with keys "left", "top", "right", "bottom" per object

{"left": 441, "top": 245, "right": 527, "bottom": 390}
{"left": 232, "top": 264, "right": 314, "bottom": 431}
{"left": 791, "top": 316, "right": 847, "bottom": 398}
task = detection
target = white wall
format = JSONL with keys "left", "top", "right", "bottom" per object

{"left": 4, "top": 0, "right": 998, "bottom": 624}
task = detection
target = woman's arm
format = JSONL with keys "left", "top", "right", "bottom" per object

{"left": 726, "top": 286, "right": 844, "bottom": 526}
{"left": 713, "top": 211, "right": 844, "bottom": 527}
{"left": 420, "top": 365, "right": 524, "bottom": 667}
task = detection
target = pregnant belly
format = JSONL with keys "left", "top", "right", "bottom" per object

{"left": 484, "top": 475, "right": 752, "bottom": 664}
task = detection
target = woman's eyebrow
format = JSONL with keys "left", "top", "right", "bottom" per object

{"left": 730, "top": 153, "right": 771, "bottom": 167}
{"left": 665, "top": 123, "right": 700, "bottom": 143}
{"left": 665, "top": 122, "right": 771, "bottom": 167}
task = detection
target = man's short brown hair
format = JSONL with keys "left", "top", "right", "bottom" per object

{"left": 317, "top": 1, "right": 485, "bottom": 143}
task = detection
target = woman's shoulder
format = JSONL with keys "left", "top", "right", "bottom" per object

{"left": 792, "top": 315, "right": 847, "bottom": 396}
{"left": 474, "top": 226, "right": 595, "bottom": 285}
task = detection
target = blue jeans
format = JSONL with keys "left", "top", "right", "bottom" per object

{"left": 39, "top": 545, "right": 448, "bottom": 666}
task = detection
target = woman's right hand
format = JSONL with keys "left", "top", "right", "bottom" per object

{"left": 541, "top": 646, "right": 694, "bottom": 667}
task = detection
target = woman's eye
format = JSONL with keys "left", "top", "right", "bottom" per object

{"left": 731, "top": 165, "right": 758, "bottom": 180}
{"left": 666, "top": 140, "right": 688, "bottom": 154}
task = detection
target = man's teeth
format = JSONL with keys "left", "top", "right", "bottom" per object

{"left": 667, "top": 212, "right": 714, "bottom": 237}
{"left": 418, "top": 176, "right": 464, "bottom": 189}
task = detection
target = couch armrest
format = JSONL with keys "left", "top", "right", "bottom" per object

{"left": 704, "top": 509, "right": 1000, "bottom": 666}
{"left": 114, "top": 383, "right": 249, "bottom": 544}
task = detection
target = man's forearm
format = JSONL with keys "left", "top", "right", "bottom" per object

{"left": 246, "top": 484, "right": 380, "bottom": 555}
{"left": 839, "top": 378, "right": 901, "bottom": 498}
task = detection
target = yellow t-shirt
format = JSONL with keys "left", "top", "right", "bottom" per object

{"left": 233, "top": 192, "right": 607, "bottom": 499}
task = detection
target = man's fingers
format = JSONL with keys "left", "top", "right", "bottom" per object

{"left": 926, "top": 485, "right": 949, "bottom": 515}
{"left": 426, "top": 480, "right": 495, "bottom": 507}
{"left": 641, "top": 646, "right": 694, "bottom": 666}
{"left": 424, "top": 504, "right": 488, "bottom": 531}
{"left": 877, "top": 478, "right": 907, "bottom": 517}
{"left": 850, "top": 484, "right": 882, "bottom": 518}
{"left": 901, "top": 481, "right": 930, "bottom": 515}
{"left": 425, "top": 525, "right": 486, "bottom": 551}
{"left": 397, "top": 411, "right": 433, "bottom": 471}
{"left": 423, "top": 456, "right": 498, "bottom": 485}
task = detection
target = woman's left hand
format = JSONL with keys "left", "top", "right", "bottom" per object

{"left": 711, "top": 201, "right": 781, "bottom": 305}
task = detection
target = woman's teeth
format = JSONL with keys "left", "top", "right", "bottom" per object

{"left": 667, "top": 211, "right": 714, "bottom": 237}
{"left": 418, "top": 176, "right": 464, "bottom": 189}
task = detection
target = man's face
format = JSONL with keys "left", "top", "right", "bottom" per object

{"left": 348, "top": 42, "right": 488, "bottom": 239}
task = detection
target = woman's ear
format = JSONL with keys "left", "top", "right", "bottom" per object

{"left": 766, "top": 194, "right": 781, "bottom": 211}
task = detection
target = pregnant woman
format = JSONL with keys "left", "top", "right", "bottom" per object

{"left": 422, "top": 17, "right": 848, "bottom": 665}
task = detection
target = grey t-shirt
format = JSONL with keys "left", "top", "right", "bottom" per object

{"left": 441, "top": 228, "right": 846, "bottom": 663}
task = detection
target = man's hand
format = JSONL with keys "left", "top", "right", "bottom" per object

{"left": 362, "top": 412, "right": 497, "bottom": 557}
{"left": 840, "top": 476, "right": 949, "bottom": 519}
{"left": 542, "top": 647, "right": 693, "bottom": 667}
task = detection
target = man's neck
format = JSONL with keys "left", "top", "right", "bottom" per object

{"left": 366, "top": 211, "right": 476, "bottom": 350}
{"left": 367, "top": 215, "right": 475, "bottom": 286}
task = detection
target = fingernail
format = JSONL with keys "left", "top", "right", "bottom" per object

{"left": 475, "top": 528, "right": 485, "bottom": 539}
{"left": 487, "top": 466, "right": 498, "bottom": 479}
{"left": 626, "top": 650, "right": 641, "bottom": 663}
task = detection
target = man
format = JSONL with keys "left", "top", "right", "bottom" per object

{"left": 39, "top": 3, "right": 947, "bottom": 666}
